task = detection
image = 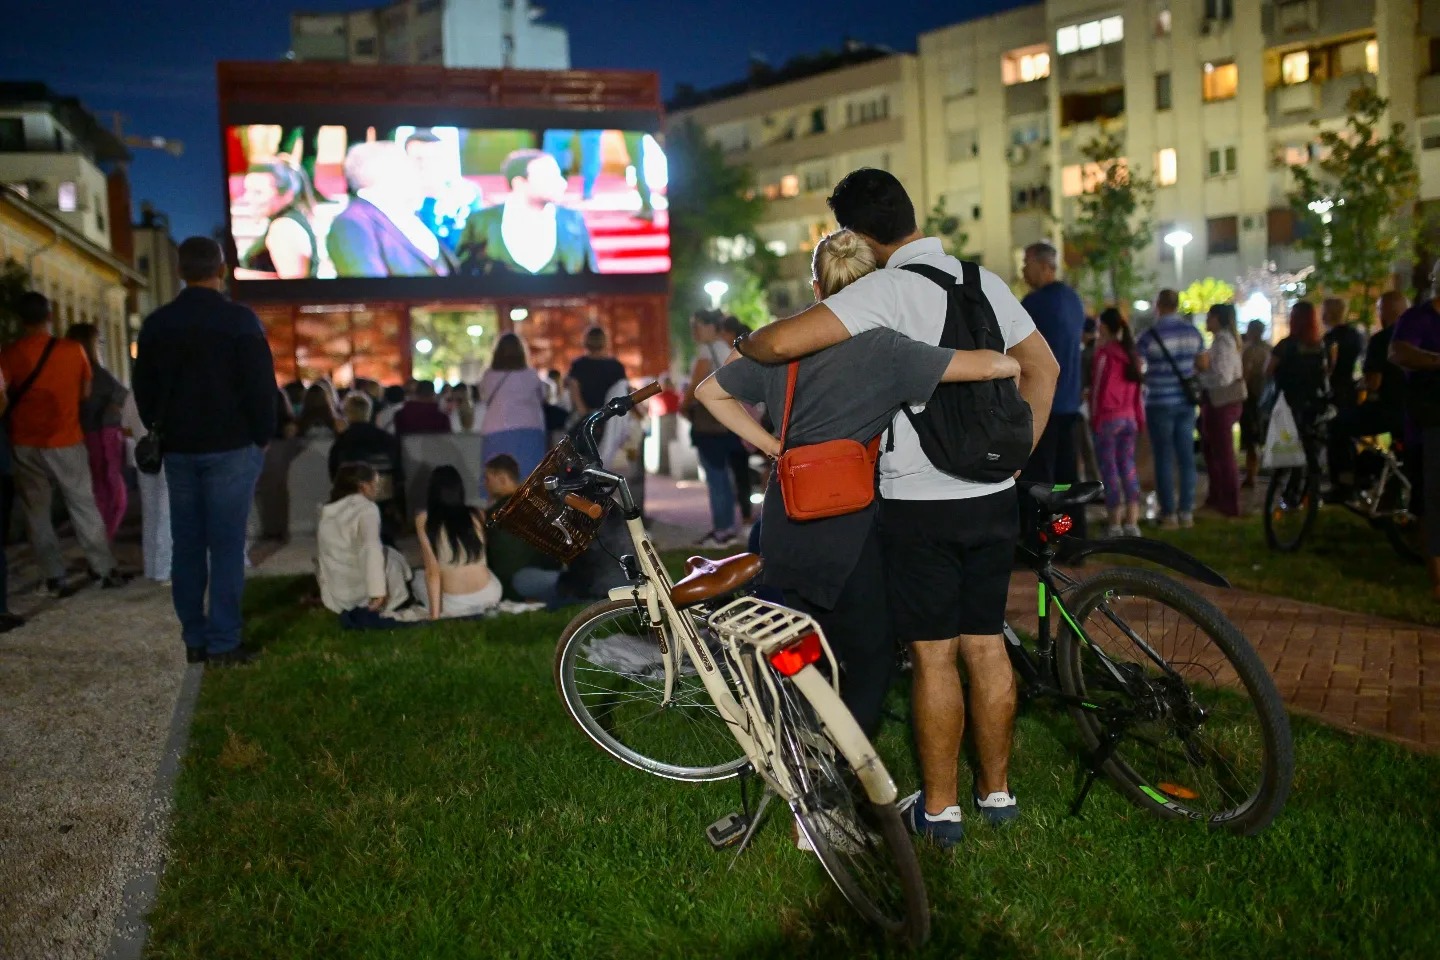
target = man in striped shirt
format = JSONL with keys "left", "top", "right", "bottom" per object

{"left": 1137, "top": 289, "right": 1205, "bottom": 529}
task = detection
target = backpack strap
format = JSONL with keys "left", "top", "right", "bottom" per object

{"left": 778, "top": 361, "right": 799, "bottom": 453}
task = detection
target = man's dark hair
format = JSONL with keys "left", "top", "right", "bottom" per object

{"left": 485, "top": 453, "right": 521, "bottom": 480}
{"left": 826, "top": 168, "right": 917, "bottom": 246}
{"left": 502, "top": 149, "right": 548, "bottom": 187}
{"left": 1156, "top": 289, "right": 1180, "bottom": 314}
{"left": 178, "top": 236, "right": 226, "bottom": 283}
{"left": 384, "top": 384, "right": 406, "bottom": 405}
{"left": 690, "top": 309, "right": 723, "bottom": 330}
{"left": 17, "top": 291, "right": 50, "bottom": 326}
{"left": 721, "top": 314, "right": 751, "bottom": 337}
{"left": 416, "top": 381, "right": 438, "bottom": 400}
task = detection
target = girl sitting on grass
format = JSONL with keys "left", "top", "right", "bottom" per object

{"left": 415, "top": 465, "right": 502, "bottom": 619}
{"left": 316, "top": 462, "right": 412, "bottom": 616}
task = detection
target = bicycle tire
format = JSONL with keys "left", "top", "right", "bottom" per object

{"left": 774, "top": 677, "right": 929, "bottom": 947}
{"left": 1055, "top": 569, "right": 1293, "bottom": 836}
{"left": 1264, "top": 465, "right": 1319, "bottom": 552}
{"left": 554, "top": 599, "right": 747, "bottom": 783}
{"left": 1382, "top": 513, "right": 1426, "bottom": 565}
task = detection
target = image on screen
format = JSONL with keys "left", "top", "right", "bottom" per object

{"left": 226, "top": 124, "right": 669, "bottom": 282}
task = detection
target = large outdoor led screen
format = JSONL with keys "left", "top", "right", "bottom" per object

{"left": 225, "top": 123, "right": 669, "bottom": 295}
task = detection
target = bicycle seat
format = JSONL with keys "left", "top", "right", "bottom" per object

{"left": 671, "top": 554, "right": 764, "bottom": 609}
{"left": 1022, "top": 481, "right": 1105, "bottom": 512}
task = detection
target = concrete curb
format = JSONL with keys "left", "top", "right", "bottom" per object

{"left": 101, "top": 662, "right": 205, "bottom": 960}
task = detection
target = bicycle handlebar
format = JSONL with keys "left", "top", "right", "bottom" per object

{"left": 571, "top": 382, "right": 662, "bottom": 467}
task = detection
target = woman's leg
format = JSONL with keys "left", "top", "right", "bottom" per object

{"left": 103, "top": 426, "right": 128, "bottom": 539}
{"left": 1094, "top": 420, "right": 1122, "bottom": 529}
{"left": 693, "top": 435, "right": 737, "bottom": 534}
{"left": 84, "top": 431, "right": 119, "bottom": 541}
{"left": 1114, "top": 419, "right": 1141, "bottom": 528}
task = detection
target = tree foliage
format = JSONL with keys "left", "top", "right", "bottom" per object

{"left": 0, "top": 258, "right": 32, "bottom": 345}
{"left": 665, "top": 120, "right": 773, "bottom": 362}
{"left": 1062, "top": 131, "right": 1155, "bottom": 309}
{"left": 1179, "top": 277, "right": 1237, "bottom": 317}
{"left": 1286, "top": 87, "right": 1419, "bottom": 325}
{"left": 922, "top": 197, "right": 970, "bottom": 259}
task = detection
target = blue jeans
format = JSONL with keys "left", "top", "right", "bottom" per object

{"left": 166, "top": 446, "right": 264, "bottom": 655}
{"left": 512, "top": 566, "right": 563, "bottom": 609}
{"left": 693, "top": 433, "right": 739, "bottom": 533}
{"left": 1146, "top": 404, "right": 1197, "bottom": 517}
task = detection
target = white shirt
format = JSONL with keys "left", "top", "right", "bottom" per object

{"left": 501, "top": 199, "right": 558, "bottom": 274}
{"left": 356, "top": 187, "right": 441, "bottom": 262}
{"left": 1197, "top": 332, "right": 1243, "bottom": 391}
{"left": 316, "top": 494, "right": 387, "bottom": 614}
{"left": 823, "top": 237, "right": 1039, "bottom": 501}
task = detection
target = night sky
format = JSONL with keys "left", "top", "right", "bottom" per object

{"left": 2, "top": 0, "right": 1024, "bottom": 241}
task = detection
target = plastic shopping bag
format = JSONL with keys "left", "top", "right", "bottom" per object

{"left": 1262, "top": 395, "right": 1306, "bottom": 470}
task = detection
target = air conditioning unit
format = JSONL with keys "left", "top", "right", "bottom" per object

{"left": 1007, "top": 144, "right": 1030, "bottom": 166}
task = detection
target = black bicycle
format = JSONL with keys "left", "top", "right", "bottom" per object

{"left": 1008, "top": 482, "right": 1294, "bottom": 835}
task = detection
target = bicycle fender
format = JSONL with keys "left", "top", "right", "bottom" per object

{"left": 790, "top": 667, "right": 899, "bottom": 806}
{"left": 1058, "top": 537, "right": 1231, "bottom": 588}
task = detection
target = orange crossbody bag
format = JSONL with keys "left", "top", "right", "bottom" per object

{"left": 774, "top": 361, "right": 883, "bottom": 521}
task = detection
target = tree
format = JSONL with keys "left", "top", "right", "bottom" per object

{"left": 1286, "top": 87, "right": 1419, "bottom": 326}
{"left": 665, "top": 119, "right": 773, "bottom": 362}
{"left": 1179, "top": 277, "right": 1236, "bottom": 318}
{"left": 922, "top": 197, "right": 970, "bottom": 259}
{"left": 1062, "top": 130, "right": 1155, "bottom": 309}
{"left": 0, "top": 258, "right": 31, "bottom": 345}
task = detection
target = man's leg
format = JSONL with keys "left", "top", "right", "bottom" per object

{"left": 958, "top": 634, "right": 1017, "bottom": 797}
{"left": 910, "top": 637, "right": 965, "bottom": 813}
{"left": 1175, "top": 405, "right": 1199, "bottom": 517}
{"left": 202, "top": 447, "right": 265, "bottom": 655}
{"left": 1147, "top": 407, "right": 1176, "bottom": 518}
{"left": 12, "top": 446, "right": 65, "bottom": 581}
{"left": 46, "top": 445, "right": 116, "bottom": 577}
{"left": 694, "top": 436, "right": 737, "bottom": 534}
{"left": 166, "top": 453, "right": 210, "bottom": 653}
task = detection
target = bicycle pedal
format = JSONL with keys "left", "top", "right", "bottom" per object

{"left": 705, "top": 812, "right": 750, "bottom": 850}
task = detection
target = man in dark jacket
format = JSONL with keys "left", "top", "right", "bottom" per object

{"left": 133, "top": 237, "right": 277, "bottom": 666}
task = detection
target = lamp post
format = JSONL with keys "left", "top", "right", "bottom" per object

{"left": 1163, "top": 229, "right": 1192, "bottom": 288}
{"left": 703, "top": 279, "right": 729, "bottom": 310}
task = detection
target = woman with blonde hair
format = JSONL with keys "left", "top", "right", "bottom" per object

{"left": 694, "top": 229, "right": 1020, "bottom": 738}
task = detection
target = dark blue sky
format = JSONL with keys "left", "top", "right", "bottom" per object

{"left": 1, "top": 0, "right": 1022, "bottom": 241}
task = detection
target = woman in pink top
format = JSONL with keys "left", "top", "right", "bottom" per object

{"left": 477, "top": 333, "right": 548, "bottom": 480}
{"left": 1090, "top": 307, "right": 1146, "bottom": 537}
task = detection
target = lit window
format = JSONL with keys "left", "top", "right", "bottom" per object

{"left": 1078, "top": 20, "right": 1102, "bottom": 49}
{"left": 779, "top": 174, "right": 799, "bottom": 198}
{"left": 1062, "top": 164, "right": 1083, "bottom": 197}
{"left": 1056, "top": 25, "right": 1079, "bottom": 54}
{"left": 1061, "top": 162, "right": 1108, "bottom": 196}
{"left": 1101, "top": 16, "right": 1124, "bottom": 44}
{"left": 1003, "top": 45, "right": 1051, "bottom": 85}
{"left": 1156, "top": 148, "right": 1177, "bottom": 186}
{"left": 1202, "top": 61, "right": 1238, "bottom": 101}
{"left": 1281, "top": 51, "right": 1309, "bottom": 85}
{"left": 1365, "top": 39, "right": 1379, "bottom": 75}
{"left": 1283, "top": 144, "right": 1311, "bottom": 166}
{"left": 57, "top": 181, "right": 77, "bottom": 212}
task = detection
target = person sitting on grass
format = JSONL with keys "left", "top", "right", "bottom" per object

{"left": 316, "top": 463, "right": 412, "bottom": 616}
{"left": 415, "top": 465, "right": 502, "bottom": 619}
{"left": 484, "top": 455, "right": 562, "bottom": 602}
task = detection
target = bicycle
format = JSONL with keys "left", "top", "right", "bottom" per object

{"left": 1012, "top": 481, "right": 1294, "bottom": 834}
{"left": 492, "top": 384, "right": 930, "bottom": 946}
{"left": 1265, "top": 407, "right": 1422, "bottom": 563}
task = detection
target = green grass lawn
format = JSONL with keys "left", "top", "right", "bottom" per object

{"left": 145, "top": 577, "right": 1440, "bottom": 959}
{"left": 1143, "top": 508, "right": 1438, "bottom": 628}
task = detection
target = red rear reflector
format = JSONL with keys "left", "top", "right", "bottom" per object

{"left": 768, "top": 632, "right": 824, "bottom": 677}
{"left": 1051, "top": 515, "right": 1074, "bottom": 536}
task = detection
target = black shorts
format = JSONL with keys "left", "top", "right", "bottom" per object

{"left": 879, "top": 488, "right": 1018, "bottom": 643}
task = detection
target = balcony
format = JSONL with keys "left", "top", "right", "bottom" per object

{"left": 1420, "top": 74, "right": 1440, "bottom": 120}
{"left": 1272, "top": 82, "right": 1318, "bottom": 117}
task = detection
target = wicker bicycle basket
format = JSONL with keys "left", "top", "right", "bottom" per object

{"left": 488, "top": 437, "right": 612, "bottom": 564}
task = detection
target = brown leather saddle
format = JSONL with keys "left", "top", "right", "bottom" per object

{"left": 670, "top": 553, "right": 763, "bottom": 609}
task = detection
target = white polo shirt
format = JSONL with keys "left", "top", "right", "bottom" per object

{"left": 824, "top": 237, "right": 1038, "bottom": 501}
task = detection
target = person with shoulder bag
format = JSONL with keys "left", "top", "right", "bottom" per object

{"left": 1195, "top": 303, "right": 1247, "bottom": 518}
{"left": 1137, "top": 289, "right": 1207, "bottom": 529}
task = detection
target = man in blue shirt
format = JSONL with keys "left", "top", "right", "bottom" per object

{"left": 1137, "top": 289, "right": 1206, "bottom": 528}
{"left": 1018, "top": 241, "right": 1088, "bottom": 539}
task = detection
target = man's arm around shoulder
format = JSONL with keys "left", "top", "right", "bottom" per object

{"left": 736, "top": 302, "right": 851, "bottom": 365}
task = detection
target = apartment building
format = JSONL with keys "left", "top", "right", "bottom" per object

{"left": 290, "top": 0, "right": 569, "bottom": 70}
{"left": 677, "top": 1, "right": 1440, "bottom": 315}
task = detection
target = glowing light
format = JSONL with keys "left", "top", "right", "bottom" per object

{"left": 510, "top": 307, "right": 529, "bottom": 322}
{"left": 415, "top": 338, "right": 434, "bottom": 354}
{"left": 466, "top": 324, "right": 483, "bottom": 337}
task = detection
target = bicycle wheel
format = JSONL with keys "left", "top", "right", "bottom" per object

{"left": 773, "top": 676, "right": 929, "bottom": 947}
{"left": 554, "top": 599, "right": 748, "bottom": 783}
{"left": 1383, "top": 512, "right": 1426, "bottom": 565}
{"left": 1055, "top": 569, "right": 1293, "bottom": 836}
{"left": 1264, "top": 464, "right": 1319, "bottom": 552}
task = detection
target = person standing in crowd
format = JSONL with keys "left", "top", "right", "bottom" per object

{"left": 1137, "top": 289, "right": 1205, "bottom": 529}
{"left": 0, "top": 378, "right": 26, "bottom": 630}
{"left": 121, "top": 393, "right": 171, "bottom": 584}
{"left": 237, "top": 162, "right": 319, "bottom": 279}
{"left": 1195, "top": 304, "right": 1247, "bottom": 518}
{"left": 1089, "top": 308, "right": 1145, "bottom": 537}
{"left": 66, "top": 323, "right": 130, "bottom": 540}
{"left": 1353, "top": 290, "right": 1408, "bottom": 440}
{"left": 1323, "top": 297, "right": 1366, "bottom": 496}
{"left": 565, "top": 326, "right": 627, "bottom": 419}
{"left": 733, "top": 168, "right": 1059, "bottom": 844}
{"left": 1018, "top": 241, "right": 1088, "bottom": 539}
{"left": 296, "top": 383, "right": 343, "bottom": 438}
{"left": 134, "top": 237, "right": 277, "bottom": 666}
{"left": 1267, "top": 300, "right": 1330, "bottom": 437}
{"left": 720, "top": 315, "right": 757, "bottom": 525}
{"left": 1389, "top": 264, "right": 1440, "bottom": 602}
{"left": 0, "top": 293, "right": 125, "bottom": 595}
{"left": 1239, "top": 320, "right": 1272, "bottom": 488}
{"left": 477, "top": 333, "right": 548, "bottom": 479}
{"left": 376, "top": 384, "right": 407, "bottom": 433}
{"left": 683, "top": 310, "right": 742, "bottom": 548}
{"left": 392, "top": 381, "right": 451, "bottom": 436}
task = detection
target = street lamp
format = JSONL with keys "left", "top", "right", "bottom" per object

{"left": 1164, "top": 229, "right": 1193, "bottom": 288}
{"left": 703, "top": 279, "right": 729, "bottom": 310}
{"left": 415, "top": 338, "right": 434, "bottom": 355}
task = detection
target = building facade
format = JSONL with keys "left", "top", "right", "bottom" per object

{"left": 675, "top": 0, "right": 1440, "bottom": 315}
{"left": 132, "top": 204, "right": 181, "bottom": 318}
{"left": 290, "top": 0, "right": 569, "bottom": 70}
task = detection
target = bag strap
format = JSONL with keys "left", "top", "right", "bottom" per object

{"left": 1150, "top": 326, "right": 1192, "bottom": 385}
{"left": 3, "top": 337, "right": 59, "bottom": 422}
{"left": 778, "top": 361, "right": 799, "bottom": 453}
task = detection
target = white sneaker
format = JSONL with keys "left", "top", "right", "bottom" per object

{"left": 1122, "top": 524, "right": 1143, "bottom": 538}
{"left": 1179, "top": 512, "right": 1195, "bottom": 529}
{"left": 1105, "top": 524, "right": 1124, "bottom": 538}
{"left": 973, "top": 789, "right": 1019, "bottom": 826}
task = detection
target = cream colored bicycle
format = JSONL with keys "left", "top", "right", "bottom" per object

{"left": 492, "top": 384, "right": 929, "bottom": 946}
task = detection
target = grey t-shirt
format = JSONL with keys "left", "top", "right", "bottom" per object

{"left": 714, "top": 329, "right": 952, "bottom": 608}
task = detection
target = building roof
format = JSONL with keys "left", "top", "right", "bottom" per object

{"left": 0, "top": 82, "right": 130, "bottom": 164}
{"left": 667, "top": 42, "right": 899, "bottom": 111}
{"left": 0, "top": 185, "right": 146, "bottom": 285}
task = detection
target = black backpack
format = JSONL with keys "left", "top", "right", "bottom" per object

{"left": 895, "top": 261, "right": 1033, "bottom": 483}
